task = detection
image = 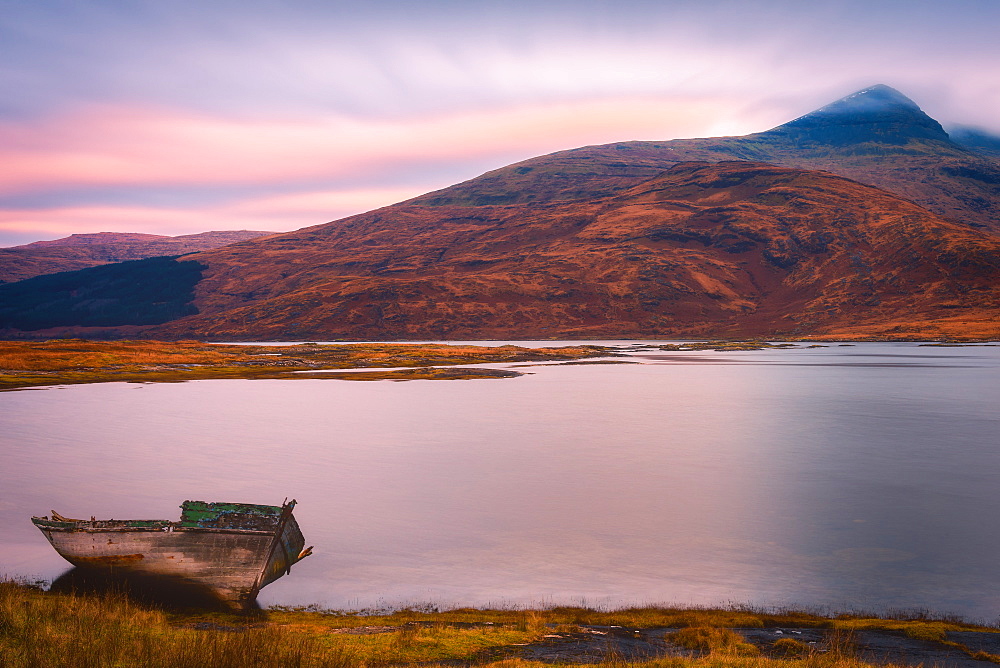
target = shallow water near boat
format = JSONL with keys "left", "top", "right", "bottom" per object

{"left": 2, "top": 341, "right": 1000, "bottom": 620}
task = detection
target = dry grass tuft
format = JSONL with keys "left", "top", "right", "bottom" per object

{"left": 666, "top": 627, "right": 760, "bottom": 656}
{"left": 771, "top": 637, "right": 813, "bottom": 657}
{"left": 0, "top": 579, "right": 353, "bottom": 668}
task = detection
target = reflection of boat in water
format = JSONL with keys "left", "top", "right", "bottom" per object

{"left": 49, "top": 566, "right": 243, "bottom": 610}
{"left": 32, "top": 499, "right": 312, "bottom": 609}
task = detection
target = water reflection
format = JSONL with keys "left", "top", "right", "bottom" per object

{"left": 48, "top": 568, "right": 253, "bottom": 612}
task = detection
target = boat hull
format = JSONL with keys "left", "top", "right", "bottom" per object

{"left": 33, "top": 500, "right": 309, "bottom": 609}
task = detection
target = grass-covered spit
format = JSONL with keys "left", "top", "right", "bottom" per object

{"left": 0, "top": 339, "right": 611, "bottom": 390}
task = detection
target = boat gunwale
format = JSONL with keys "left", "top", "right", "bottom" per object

{"left": 32, "top": 518, "right": 275, "bottom": 535}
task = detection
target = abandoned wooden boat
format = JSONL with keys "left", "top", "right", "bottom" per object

{"left": 32, "top": 499, "right": 312, "bottom": 609}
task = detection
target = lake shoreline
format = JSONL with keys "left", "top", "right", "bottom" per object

{"left": 4, "top": 577, "right": 1000, "bottom": 667}
{"left": 4, "top": 337, "right": 996, "bottom": 391}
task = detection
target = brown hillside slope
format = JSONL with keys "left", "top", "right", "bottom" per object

{"left": 140, "top": 162, "right": 1000, "bottom": 341}
{"left": 0, "top": 230, "right": 276, "bottom": 283}
{"left": 411, "top": 86, "right": 1000, "bottom": 233}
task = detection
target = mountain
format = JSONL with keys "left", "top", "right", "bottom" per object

{"left": 3, "top": 85, "right": 1000, "bottom": 341}
{"left": 762, "top": 83, "right": 950, "bottom": 146}
{"left": 413, "top": 85, "right": 1000, "bottom": 232}
{"left": 3, "top": 161, "right": 999, "bottom": 340}
{"left": 0, "top": 230, "right": 276, "bottom": 284}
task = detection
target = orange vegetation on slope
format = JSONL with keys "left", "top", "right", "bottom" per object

{"left": 135, "top": 161, "right": 1000, "bottom": 341}
{"left": 411, "top": 85, "right": 1000, "bottom": 233}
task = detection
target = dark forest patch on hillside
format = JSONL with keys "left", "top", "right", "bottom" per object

{"left": 0, "top": 256, "right": 204, "bottom": 330}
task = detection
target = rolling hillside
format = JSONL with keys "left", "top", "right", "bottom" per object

{"left": 412, "top": 85, "right": 1000, "bottom": 233}
{"left": 2, "top": 85, "right": 998, "bottom": 341}
{"left": 3, "top": 161, "right": 998, "bottom": 340}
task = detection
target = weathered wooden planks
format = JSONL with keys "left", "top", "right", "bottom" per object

{"left": 32, "top": 500, "right": 310, "bottom": 609}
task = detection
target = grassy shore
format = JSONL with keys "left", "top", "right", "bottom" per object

{"left": 3, "top": 579, "right": 998, "bottom": 668}
{"left": 0, "top": 339, "right": 612, "bottom": 390}
{"left": 0, "top": 338, "right": 922, "bottom": 391}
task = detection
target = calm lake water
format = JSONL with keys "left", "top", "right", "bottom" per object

{"left": 3, "top": 342, "right": 1000, "bottom": 620}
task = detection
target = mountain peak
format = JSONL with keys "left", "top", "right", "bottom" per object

{"left": 811, "top": 84, "right": 921, "bottom": 115}
{"left": 763, "top": 84, "right": 950, "bottom": 147}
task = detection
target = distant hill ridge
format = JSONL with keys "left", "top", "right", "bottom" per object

{"left": 949, "top": 126, "right": 1000, "bottom": 159}
{"left": 0, "top": 230, "right": 276, "bottom": 284}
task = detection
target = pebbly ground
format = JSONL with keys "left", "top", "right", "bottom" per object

{"left": 483, "top": 625, "right": 1000, "bottom": 666}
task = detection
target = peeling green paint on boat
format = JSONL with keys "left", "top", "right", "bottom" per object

{"left": 177, "top": 500, "right": 284, "bottom": 529}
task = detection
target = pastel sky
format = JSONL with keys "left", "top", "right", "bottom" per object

{"left": 2, "top": 0, "right": 998, "bottom": 247}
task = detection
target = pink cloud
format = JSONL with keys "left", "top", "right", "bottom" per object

{"left": 0, "top": 95, "right": 773, "bottom": 196}
{"left": 0, "top": 186, "right": 435, "bottom": 241}
{"left": 0, "top": 93, "right": 795, "bottom": 246}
